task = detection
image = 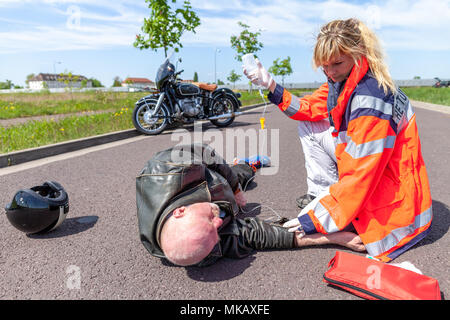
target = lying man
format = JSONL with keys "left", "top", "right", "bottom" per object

{"left": 136, "top": 143, "right": 364, "bottom": 267}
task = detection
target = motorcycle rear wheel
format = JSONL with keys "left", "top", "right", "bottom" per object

{"left": 210, "top": 96, "right": 236, "bottom": 127}
{"left": 132, "top": 100, "right": 168, "bottom": 135}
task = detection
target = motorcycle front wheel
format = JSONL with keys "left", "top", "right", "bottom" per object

{"left": 132, "top": 99, "right": 168, "bottom": 135}
{"left": 210, "top": 96, "right": 237, "bottom": 127}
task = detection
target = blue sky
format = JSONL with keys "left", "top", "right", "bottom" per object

{"left": 1, "top": 0, "right": 449, "bottom": 87}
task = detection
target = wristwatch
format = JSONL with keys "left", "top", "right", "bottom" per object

{"left": 297, "top": 224, "right": 306, "bottom": 238}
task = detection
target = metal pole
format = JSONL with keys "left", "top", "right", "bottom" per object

{"left": 214, "top": 48, "right": 220, "bottom": 84}
{"left": 53, "top": 61, "right": 61, "bottom": 74}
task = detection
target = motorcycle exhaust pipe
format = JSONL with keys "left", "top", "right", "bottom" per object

{"left": 208, "top": 111, "right": 243, "bottom": 120}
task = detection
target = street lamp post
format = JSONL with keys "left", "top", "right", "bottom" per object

{"left": 53, "top": 61, "right": 62, "bottom": 75}
{"left": 214, "top": 48, "right": 220, "bottom": 84}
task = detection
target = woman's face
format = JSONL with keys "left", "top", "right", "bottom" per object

{"left": 322, "top": 54, "right": 355, "bottom": 83}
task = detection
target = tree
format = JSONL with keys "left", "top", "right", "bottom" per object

{"left": 25, "top": 73, "right": 35, "bottom": 87}
{"left": 0, "top": 79, "right": 13, "bottom": 89}
{"left": 230, "top": 21, "right": 264, "bottom": 61}
{"left": 227, "top": 70, "right": 242, "bottom": 89}
{"left": 134, "top": 0, "right": 201, "bottom": 57}
{"left": 58, "top": 71, "right": 80, "bottom": 87}
{"left": 268, "top": 56, "right": 293, "bottom": 86}
{"left": 58, "top": 71, "right": 80, "bottom": 99}
{"left": 89, "top": 78, "right": 103, "bottom": 87}
{"left": 112, "top": 76, "right": 122, "bottom": 87}
{"left": 193, "top": 71, "right": 198, "bottom": 82}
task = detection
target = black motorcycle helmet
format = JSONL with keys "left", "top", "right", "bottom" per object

{"left": 5, "top": 181, "right": 69, "bottom": 234}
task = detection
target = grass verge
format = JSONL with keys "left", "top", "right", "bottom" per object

{"left": 0, "top": 91, "right": 143, "bottom": 119}
{"left": 400, "top": 87, "right": 450, "bottom": 106}
{"left": 1, "top": 87, "right": 448, "bottom": 154}
{"left": 1, "top": 107, "right": 132, "bottom": 154}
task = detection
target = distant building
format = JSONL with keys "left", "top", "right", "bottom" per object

{"left": 121, "top": 77, "right": 155, "bottom": 90}
{"left": 28, "top": 73, "right": 92, "bottom": 90}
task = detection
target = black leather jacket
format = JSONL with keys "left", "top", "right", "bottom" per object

{"left": 136, "top": 143, "right": 294, "bottom": 266}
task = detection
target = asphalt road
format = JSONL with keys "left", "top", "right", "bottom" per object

{"left": 0, "top": 103, "right": 449, "bottom": 301}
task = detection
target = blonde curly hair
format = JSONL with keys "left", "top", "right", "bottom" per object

{"left": 313, "top": 18, "right": 396, "bottom": 95}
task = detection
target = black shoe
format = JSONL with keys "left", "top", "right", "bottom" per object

{"left": 296, "top": 194, "right": 316, "bottom": 209}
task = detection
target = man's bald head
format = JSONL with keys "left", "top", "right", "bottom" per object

{"left": 160, "top": 203, "right": 222, "bottom": 266}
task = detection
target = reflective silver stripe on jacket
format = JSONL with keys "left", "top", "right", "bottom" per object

{"left": 283, "top": 96, "right": 301, "bottom": 117}
{"left": 335, "top": 131, "right": 349, "bottom": 145}
{"left": 365, "top": 205, "right": 433, "bottom": 257}
{"left": 314, "top": 199, "right": 340, "bottom": 234}
{"left": 344, "top": 135, "right": 396, "bottom": 159}
{"left": 351, "top": 95, "right": 393, "bottom": 115}
{"left": 351, "top": 93, "right": 415, "bottom": 134}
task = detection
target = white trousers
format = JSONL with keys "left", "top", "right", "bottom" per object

{"left": 297, "top": 119, "right": 338, "bottom": 197}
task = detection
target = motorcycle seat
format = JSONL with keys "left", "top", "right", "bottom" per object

{"left": 192, "top": 82, "right": 218, "bottom": 92}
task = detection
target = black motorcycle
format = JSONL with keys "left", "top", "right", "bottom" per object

{"left": 132, "top": 55, "right": 243, "bottom": 135}
{"left": 433, "top": 77, "right": 450, "bottom": 88}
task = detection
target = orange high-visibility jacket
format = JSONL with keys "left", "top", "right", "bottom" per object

{"left": 269, "top": 57, "right": 432, "bottom": 262}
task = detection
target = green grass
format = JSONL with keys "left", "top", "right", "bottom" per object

{"left": 0, "top": 91, "right": 143, "bottom": 119}
{"left": 238, "top": 90, "right": 265, "bottom": 106}
{"left": 238, "top": 88, "right": 313, "bottom": 105}
{"left": 1, "top": 107, "right": 132, "bottom": 154}
{"left": 1, "top": 87, "right": 448, "bottom": 154}
{"left": 400, "top": 87, "right": 450, "bottom": 106}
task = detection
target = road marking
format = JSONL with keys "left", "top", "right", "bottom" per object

{"left": 0, "top": 104, "right": 271, "bottom": 176}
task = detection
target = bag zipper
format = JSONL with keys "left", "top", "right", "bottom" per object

{"left": 323, "top": 275, "right": 388, "bottom": 300}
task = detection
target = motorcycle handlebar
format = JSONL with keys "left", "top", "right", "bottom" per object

{"left": 169, "top": 69, "right": 184, "bottom": 83}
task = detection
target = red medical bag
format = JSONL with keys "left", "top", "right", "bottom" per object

{"left": 323, "top": 251, "right": 441, "bottom": 300}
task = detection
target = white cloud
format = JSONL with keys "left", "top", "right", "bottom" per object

{"left": 0, "top": 0, "right": 449, "bottom": 54}
{"left": 0, "top": 0, "right": 145, "bottom": 53}
{"left": 185, "top": 0, "right": 450, "bottom": 50}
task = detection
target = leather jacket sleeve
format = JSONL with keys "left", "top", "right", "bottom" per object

{"left": 220, "top": 217, "right": 295, "bottom": 259}
{"left": 207, "top": 162, "right": 240, "bottom": 192}
{"left": 183, "top": 143, "right": 240, "bottom": 192}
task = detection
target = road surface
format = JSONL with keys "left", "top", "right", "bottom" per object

{"left": 0, "top": 103, "right": 449, "bottom": 301}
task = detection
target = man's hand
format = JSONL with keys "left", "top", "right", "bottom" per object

{"left": 234, "top": 190, "right": 247, "bottom": 207}
{"left": 242, "top": 58, "right": 275, "bottom": 90}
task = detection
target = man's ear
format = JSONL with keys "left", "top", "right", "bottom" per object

{"left": 172, "top": 206, "right": 187, "bottom": 218}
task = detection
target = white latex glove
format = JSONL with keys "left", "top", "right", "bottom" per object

{"left": 283, "top": 187, "right": 330, "bottom": 233}
{"left": 283, "top": 217, "right": 302, "bottom": 233}
{"left": 242, "top": 58, "right": 274, "bottom": 89}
